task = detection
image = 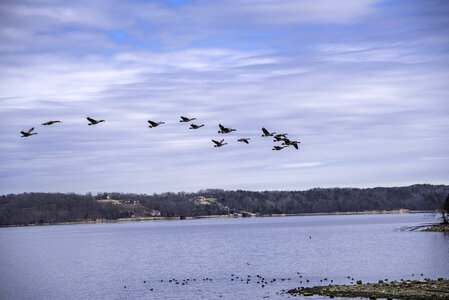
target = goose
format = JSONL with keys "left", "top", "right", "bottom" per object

{"left": 180, "top": 116, "right": 196, "bottom": 122}
{"left": 272, "top": 145, "right": 287, "bottom": 151}
{"left": 282, "top": 138, "right": 300, "bottom": 149}
{"left": 21, "top": 127, "right": 37, "bottom": 137}
{"left": 212, "top": 139, "right": 227, "bottom": 147}
{"left": 274, "top": 133, "right": 287, "bottom": 139}
{"left": 273, "top": 135, "right": 286, "bottom": 142}
{"left": 189, "top": 124, "right": 204, "bottom": 129}
{"left": 261, "top": 127, "right": 276, "bottom": 137}
{"left": 218, "top": 124, "right": 236, "bottom": 134}
{"left": 87, "top": 117, "right": 105, "bottom": 125}
{"left": 148, "top": 120, "right": 165, "bottom": 128}
{"left": 237, "top": 138, "right": 250, "bottom": 144}
{"left": 41, "top": 120, "right": 62, "bottom": 126}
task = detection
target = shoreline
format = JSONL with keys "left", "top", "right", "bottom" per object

{"left": 0, "top": 209, "right": 435, "bottom": 228}
{"left": 402, "top": 222, "right": 449, "bottom": 232}
{"left": 287, "top": 278, "right": 449, "bottom": 299}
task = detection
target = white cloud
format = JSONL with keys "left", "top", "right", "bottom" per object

{"left": 271, "top": 162, "right": 324, "bottom": 169}
{"left": 0, "top": 0, "right": 448, "bottom": 193}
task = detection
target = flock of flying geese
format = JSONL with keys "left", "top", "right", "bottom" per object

{"left": 21, "top": 116, "right": 300, "bottom": 151}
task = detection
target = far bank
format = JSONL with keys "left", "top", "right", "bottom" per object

{"left": 0, "top": 209, "right": 435, "bottom": 228}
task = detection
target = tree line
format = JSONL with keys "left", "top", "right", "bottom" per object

{"left": 1, "top": 184, "right": 448, "bottom": 226}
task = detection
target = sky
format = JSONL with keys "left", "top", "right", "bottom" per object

{"left": 0, "top": 0, "right": 448, "bottom": 194}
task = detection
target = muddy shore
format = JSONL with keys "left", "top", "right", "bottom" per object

{"left": 287, "top": 278, "right": 449, "bottom": 299}
{"left": 422, "top": 223, "right": 449, "bottom": 232}
{"left": 403, "top": 222, "right": 449, "bottom": 232}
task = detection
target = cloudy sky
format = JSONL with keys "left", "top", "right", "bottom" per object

{"left": 0, "top": 0, "right": 448, "bottom": 194}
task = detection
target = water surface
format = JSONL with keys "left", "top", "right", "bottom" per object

{"left": 1, "top": 213, "right": 448, "bottom": 299}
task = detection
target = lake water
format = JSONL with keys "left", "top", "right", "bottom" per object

{"left": 0, "top": 213, "right": 448, "bottom": 300}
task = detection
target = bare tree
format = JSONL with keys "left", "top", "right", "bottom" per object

{"left": 441, "top": 194, "right": 449, "bottom": 224}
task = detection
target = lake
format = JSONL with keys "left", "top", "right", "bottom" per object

{"left": 0, "top": 213, "right": 448, "bottom": 299}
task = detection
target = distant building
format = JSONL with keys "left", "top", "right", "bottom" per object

{"left": 191, "top": 196, "right": 218, "bottom": 205}
{"left": 119, "top": 200, "right": 140, "bottom": 205}
{"left": 96, "top": 194, "right": 120, "bottom": 205}
{"left": 150, "top": 209, "right": 161, "bottom": 217}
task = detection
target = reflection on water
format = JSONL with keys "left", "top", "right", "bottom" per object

{"left": 0, "top": 213, "right": 448, "bottom": 299}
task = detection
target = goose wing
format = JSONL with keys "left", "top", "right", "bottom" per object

{"left": 148, "top": 120, "right": 157, "bottom": 126}
{"left": 218, "top": 124, "right": 226, "bottom": 131}
{"left": 87, "top": 117, "right": 97, "bottom": 123}
{"left": 28, "top": 127, "right": 35, "bottom": 133}
{"left": 180, "top": 116, "right": 189, "bottom": 122}
{"left": 212, "top": 139, "right": 220, "bottom": 145}
{"left": 262, "top": 127, "right": 270, "bottom": 135}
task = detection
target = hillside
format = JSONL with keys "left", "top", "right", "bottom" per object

{"left": 1, "top": 184, "right": 448, "bottom": 226}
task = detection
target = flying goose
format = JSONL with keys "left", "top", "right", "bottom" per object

{"left": 273, "top": 133, "right": 287, "bottom": 141}
{"left": 218, "top": 124, "right": 236, "bottom": 134}
{"left": 212, "top": 139, "right": 227, "bottom": 147}
{"left": 273, "top": 135, "right": 287, "bottom": 142}
{"left": 180, "top": 116, "right": 196, "bottom": 122}
{"left": 282, "top": 138, "right": 300, "bottom": 149}
{"left": 87, "top": 117, "right": 105, "bottom": 125}
{"left": 272, "top": 145, "right": 288, "bottom": 151}
{"left": 261, "top": 127, "right": 276, "bottom": 137}
{"left": 148, "top": 120, "right": 165, "bottom": 128}
{"left": 21, "top": 127, "right": 37, "bottom": 137}
{"left": 189, "top": 124, "right": 204, "bottom": 129}
{"left": 237, "top": 138, "right": 250, "bottom": 144}
{"left": 41, "top": 120, "right": 62, "bottom": 126}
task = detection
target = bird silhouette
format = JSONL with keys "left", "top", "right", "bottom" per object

{"left": 21, "top": 127, "right": 37, "bottom": 137}
{"left": 218, "top": 124, "right": 236, "bottom": 134}
{"left": 41, "top": 120, "right": 62, "bottom": 126}
{"left": 273, "top": 136, "right": 286, "bottom": 142}
{"left": 87, "top": 117, "right": 105, "bottom": 125}
{"left": 282, "top": 138, "right": 300, "bottom": 149}
{"left": 237, "top": 138, "right": 250, "bottom": 144}
{"left": 189, "top": 124, "right": 204, "bottom": 129}
{"left": 148, "top": 120, "right": 165, "bottom": 128}
{"left": 262, "top": 127, "right": 276, "bottom": 137}
{"left": 180, "top": 116, "right": 196, "bottom": 122}
{"left": 273, "top": 133, "right": 288, "bottom": 142}
{"left": 212, "top": 139, "right": 227, "bottom": 147}
{"left": 272, "top": 145, "right": 287, "bottom": 151}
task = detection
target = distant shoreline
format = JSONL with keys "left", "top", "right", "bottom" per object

{"left": 0, "top": 209, "right": 435, "bottom": 228}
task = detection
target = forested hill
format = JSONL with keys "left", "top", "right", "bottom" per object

{"left": 1, "top": 184, "right": 448, "bottom": 226}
